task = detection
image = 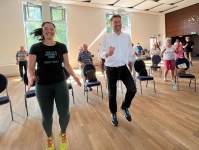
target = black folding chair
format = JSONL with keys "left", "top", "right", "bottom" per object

{"left": 174, "top": 57, "right": 196, "bottom": 92}
{"left": 0, "top": 73, "right": 14, "bottom": 121}
{"left": 83, "top": 64, "right": 103, "bottom": 102}
{"left": 134, "top": 59, "right": 156, "bottom": 94}
{"left": 63, "top": 68, "right": 75, "bottom": 104}
{"left": 23, "top": 72, "right": 36, "bottom": 116}
{"left": 149, "top": 55, "right": 162, "bottom": 76}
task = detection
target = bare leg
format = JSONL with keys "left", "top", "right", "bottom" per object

{"left": 171, "top": 70, "right": 174, "bottom": 80}
{"left": 184, "top": 52, "right": 188, "bottom": 60}
{"left": 164, "top": 70, "right": 168, "bottom": 81}
{"left": 189, "top": 52, "right": 192, "bottom": 63}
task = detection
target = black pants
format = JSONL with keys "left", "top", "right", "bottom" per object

{"left": 106, "top": 65, "right": 137, "bottom": 113}
{"left": 19, "top": 61, "right": 27, "bottom": 78}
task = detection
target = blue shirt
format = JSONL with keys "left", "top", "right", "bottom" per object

{"left": 135, "top": 45, "right": 143, "bottom": 55}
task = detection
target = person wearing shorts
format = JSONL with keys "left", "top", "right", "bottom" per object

{"left": 160, "top": 37, "right": 178, "bottom": 82}
{"left": 183, "top": 36, "right": 194, "bottom": 65}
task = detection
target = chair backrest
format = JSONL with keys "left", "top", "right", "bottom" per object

{"left": 151, "top": 55, "right": 161, "bottom": 65}
{"left": 83, "top": 64, "right": 96, "bottom": 77}
{"left": 83, "top": 64, "right": 97, "bottom": 82}
{"left": 134, "top": 59, "right": 148, "bottom": 76}
{"left": 134, "top": 59, "right": 146, "bottom": 73}
{"left": 175, "top": 57, "right": 190, "bottom": 71}
{"left": 23, "top": 72, "right": 35, "bottom": 86}
{"left": 0, "top": 73, "right": 7, "bottom": 93}
{"left": 63, "top": 68, "right": 70, "bottom": 80}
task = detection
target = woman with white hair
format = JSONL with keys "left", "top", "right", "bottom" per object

{"left": 160, "top": 37, "right": 178, "bottom": 82}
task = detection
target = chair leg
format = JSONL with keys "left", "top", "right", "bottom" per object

{"left": 85, "top": 87, "right": 88, "bottom": 102}
{"left": 9, "top": 102, "right": 14, "bottom": 121}
{"left": 194, "top": 78, "right": 196, "bottom": 93}
{"left": 121, "top": 81, "right": 123, "bottom": 93}
{"left": 106, "top": 81, "right": 107, "bottom": 89}
{"left": 189, "top": 79, "right": 191, "bottom": 86}
{"left": 177, "top": 77, "right": 179, "bottom": 91}
{"left": 84, "top": 86, "right": 85, "bottom": 95}
{"left": 153, "top": 80, "right": 156, "bottom": 93}
{"left": 97, "top": 86, "right": 98, "bottom": 93}
{"left": 101, "top": 85, "right": 103, "bottom": 99}
{"left": 25, "top": 97, "right": 29, "bottom": 116}
{"left": 146, "top": 81, "right": 148, "bottom": 87}
{"left": 159, "top": 68, "right": 162, "bottom": 77}
{"left": 72, "top": 89, "right": 75, "bottom": 104}
{"left": 148, "top": 68, "right": 150, "bottom": 76}
{"left": 139, "top": 81, "right": 142, "bottom": 94}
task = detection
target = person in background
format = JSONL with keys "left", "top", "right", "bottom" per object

{"left": 78, "top": 45, "right": 83, "bottom": 54}
{"left": 128, "top": 43, "right": 136, "bottom": 80}
{"left": 160, "top": 37, "right": 178, "bottom": 82}
{"left": 78, "top": 44, "right": 93, "bottom": 86}
{"left": 150, "top": 43, "right": 160, "bottom": 57}
{"left": 78, "top": 45, "right": 83, "bottom": 69}
{"left": 150, "top": 43, "right": 161, "bottom": 71}
{"left": 174, "top": 39, "right": 183, "bottom": 59}
{"left": 142, "top": 49, "right": 150, "bottom": 60}
{"left": 183, "top": 36, "right": 194, "bottom": 65}
{"left": 135, "top": 43, "right": 143, "bottom": 59}
{"left": 100, "top": 14, "right": 136, "bottom": 126}
{"left": 156, "top": 42, "right": 161, "bottom": 50}
{"left": 16, "top": 46, "right": 28, "bottom": 80}
{"left": 28, "top": 22, "right": 81, "bottom": 150}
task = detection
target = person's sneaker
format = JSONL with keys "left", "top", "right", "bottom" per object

{"left": 120, "top": 106, "right": 132, "bottom": 122}
{"left": 60, "top": 133, "right": 67, "bottom": 150}
{"left": 111, "top": 113, "right": 118, "bottom": 126}
{"left": 46, "top": 135, "right": 54, "bottom": 150}
{"left": 89, "top": 87, "right": 92, "bottom": 91}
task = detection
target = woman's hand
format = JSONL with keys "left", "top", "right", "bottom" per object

{"left": 73, "top": 76, "right": 81, "bottom": 87}
{"left": 28, "top": 76, "right": 36, "bottom": 91}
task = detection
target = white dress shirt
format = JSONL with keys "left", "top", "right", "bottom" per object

{"left": 100, "top": 32, "right": 132, "bottom": 67}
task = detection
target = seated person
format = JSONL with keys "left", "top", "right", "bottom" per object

{"left": 78, "top": 44, "right": 93, "bottom": 90}
{"left": 141, "top": 49, "right": 150, "bottom": 60}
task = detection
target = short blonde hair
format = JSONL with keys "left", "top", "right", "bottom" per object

{"left": 165, "top": 37, "right": 172, "bottom": 44}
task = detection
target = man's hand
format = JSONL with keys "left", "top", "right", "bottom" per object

{"left": 106, "top": 46, "right": 115, "bottom": 57}
{"left": 81, "top": 62, "right": 85, "bottom": 67}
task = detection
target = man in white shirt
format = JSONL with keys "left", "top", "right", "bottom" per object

{"left": 100, "top": 14, "right": 137, "bottom": 126}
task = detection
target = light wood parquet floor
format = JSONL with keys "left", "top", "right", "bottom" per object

{"left": 0, "top": 58, "right": 199, "bottom": 150}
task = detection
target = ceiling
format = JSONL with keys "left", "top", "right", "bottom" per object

{"left": 37, "top": 0, "right": 199, "bottom": 15}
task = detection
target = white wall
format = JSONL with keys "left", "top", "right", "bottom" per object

{"left": 0, "top": 0, "right": 26, "bottom": 76}
{"left": 131, "top": 13, "right": 165, "bottom": 50}
{"left": 0, "top": 0, "right": 165, "bottom": 75}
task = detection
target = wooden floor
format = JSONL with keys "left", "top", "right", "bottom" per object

{"left": 0, "top": 58, "right": 199, "bottom": 150}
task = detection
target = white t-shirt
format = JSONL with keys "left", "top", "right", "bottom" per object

{"left": 150, "top": 48, "right": 160, "bottom": 57}
{"left": 129, "top": 47, "right": 136, "bottom": 62}
{"left": 161, "top": 45, "right": 176, "bottom": 60}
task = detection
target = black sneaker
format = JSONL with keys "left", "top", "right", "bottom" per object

{"left": 111, "top": 113, "right": 118, "bottom": 126}
{"left": 89, "top": 87, "right": 92, "bottom": 91}
{"left": 120, "top": 106, "right": 132, "bottom": 122}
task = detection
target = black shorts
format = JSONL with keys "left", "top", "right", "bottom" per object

{"left": 184, "top": 50, "right": 192, "bottom": 55}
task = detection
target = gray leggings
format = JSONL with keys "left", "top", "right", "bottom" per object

{"left": 35, "top": 81, "right": 70, "bottom": 137}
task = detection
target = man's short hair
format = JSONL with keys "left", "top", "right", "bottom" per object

{"left": 110, "top": 14, "right": 121, "bottom": 22}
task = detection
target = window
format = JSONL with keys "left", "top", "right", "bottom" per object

{"left": 23, "top": 3, "right": 42, "bottom": 51}
{"left": 50, "top": 6, "right": 67, "bottom": 46}
{"left": 106, "top": 13, "right": 131, "bottom": 34}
